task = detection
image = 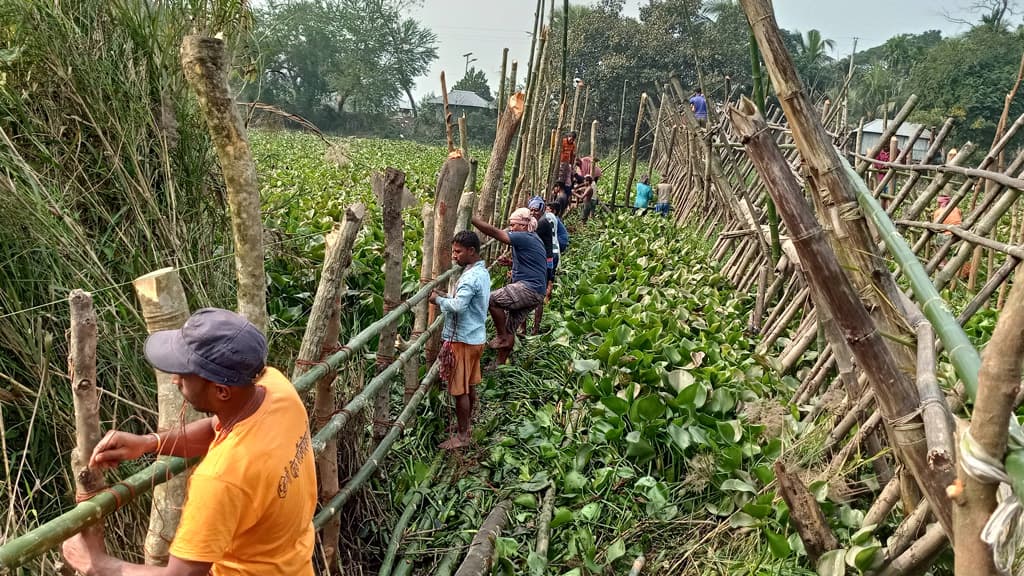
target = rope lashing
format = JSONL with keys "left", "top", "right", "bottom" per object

{"left": 960, "top": 424, "right": 1024, "bottom": 575}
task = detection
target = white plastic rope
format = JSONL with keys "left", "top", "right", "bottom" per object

{"left": 960, "top": 425, "right": 1024, "bottom": 575}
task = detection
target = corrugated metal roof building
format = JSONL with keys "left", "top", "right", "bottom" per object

{"left": 425, "top": 90, "right": 496, "bottom": 110}
{"left": 855, "top": 119, "right": 933, "bottom": 162}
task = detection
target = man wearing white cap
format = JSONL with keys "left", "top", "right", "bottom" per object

{"left": 471, "top": 209, "right": 547, "bottom": 365}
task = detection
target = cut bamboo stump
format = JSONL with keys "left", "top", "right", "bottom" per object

{"left": 132, "top": 268, "right": 195, "bottom": 566}
{"left": 454, "top": 500, "right": 512, "bottom": 576}
{"left": 180, "top": 35, "right": 266, "bottom": 332}
{"left": 427, "top": 155, "right": 471, "bottom": 363}
{"left": 774, "top": 462, "right": 838, "bottom": 564}
{"left": 374, "top": 168, "right": 407, "bottom": 441}
{"left": 409, "top": 203, "right": 435, "bottom": 403}
{"left": 476, "top": 93, "right": 525, "bottom": 226}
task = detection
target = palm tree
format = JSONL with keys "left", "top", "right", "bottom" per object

{"left": 795, "top": 29, "right": 836, "bottom": 68}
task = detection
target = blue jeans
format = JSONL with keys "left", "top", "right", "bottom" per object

{"left": 655, "top": 202, "right": 670, "bottom": 217}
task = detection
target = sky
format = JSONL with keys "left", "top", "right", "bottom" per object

{"left": 408, "top": 0, "right": 978, "bottom": 101}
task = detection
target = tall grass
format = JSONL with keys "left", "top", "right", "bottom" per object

{"left": 0, "top": 0, "right": 251, "bottom": 568}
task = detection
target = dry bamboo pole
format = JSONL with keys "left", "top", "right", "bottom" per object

{"left": 569, "top": 81, "right": 582, "bottom": 134}
{"left": 863, "top": 476, "right": 902, "bottom": 528}
{"left": 441, "top": 72, "right": 455, "bottom": 152}
{"left": 374, "top": 169, "right": 407, "bottom": 442}
{"left": 293, "top": 205, "right": 367, "bottom": 383}
{"left": 496, "top": 49, "right": 508, "bottom": 125}
{"left": 897, "top": 220, "right": 1024, "bottom": 259}
{"left": 531, "top": 485, "right": 556, "bottom": 575}
{"left": 958, "top": 257, "right": 1020, "bottom": 326}
{"left": 861, "top": 153, "right": 1024, "bottom": 197}
{"left": 886, "top": 118, "right": 956, "bottom": 215}
{"left": 877, "top": 523, "right": 947, "bottom": 576}
{"left": 827, "top": 410, "right": 883, "bottom": 475}
{"left": 824, "top": 390, "right": 875, "bottom": 452}
{"left": 855, "top": 95, "right": 920, "bottom": 175}
{"left": 904, "top": 299, "right": 955, "bottom": 471}
{"left": 293, "top": 206, "right": 365, "bottom": 571}
{"left": 730, "top": 94, "right": 954, "bottom": 535}
{"left": 427, "top": 155, "right": 471, "bottom": 362}
{"left": 477, "top": 92, "right": 525, "bottom": 225}
{"left": 131, "top": 268, "right": 195, "bottom": 565}
{"left": 459, "top": 115, "right": 469, "bottom": 160}
{"left": 648, "top": 94, "right": 665, "bottom": 171}
{"left": 885, "top": 499, "right": 933, "bottom": 563}
{"left": 624, "top": 93, "right": 649, "bottom": 207}
{"left": 953, "top": 274, "right": 1024, "bottom": 573}
{"left": 410, "top": 202, "right": 435, "bottom": 403}
{"left": 775, "top": 461, "right": 839, "bottom": 563}
{"left": 454, "top": 500, "right": 512, "bottom": 576}
{"left": 180, "top": 36, "right": 266, "bottom": 331}
{"left": 759, "top": 288, "right": 808, "bottom": 353}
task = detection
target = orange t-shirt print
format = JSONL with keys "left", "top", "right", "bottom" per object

{"left": 169, "top": 368, "right": 317, "bottom": 575}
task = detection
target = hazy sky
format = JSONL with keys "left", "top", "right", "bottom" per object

{"left": 408, "top": 0, "right": 978, "bottom": 100}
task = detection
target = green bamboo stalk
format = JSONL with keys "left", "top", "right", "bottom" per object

{"left": 313, "top": 362, "right": 441, "bottom": 527}
{"left": 560, "top": 0, "right": 568, "bottom": 105}
{"left": 379, "top": 453, "right": 444, "bottom": 576}
{"left": 530, "top": 484, "right": 556, "bottom": 575}
{"left": 311, "top": 317, "right": 442, "bottom": 455}
{"left": 846, "top": 158, "right": 981, "bottom": 398}
{"left": 0, "top": 457, "right": 193, "bottom": 570}
{"left": 293, "top": 266, "right": 457, "bottom": 394}
{"left": 505, "top": 0, "right": 545, "bottom": 209}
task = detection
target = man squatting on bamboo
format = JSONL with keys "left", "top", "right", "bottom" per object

{"left": 62, "top": 308, "right": 318, "bottom": 576}
{"left": 430, "top": 230, "right": 491, "bottom": 450}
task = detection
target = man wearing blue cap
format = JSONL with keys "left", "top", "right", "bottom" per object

{"left": 62, "top": 308, "right": 317, "bottom": 576}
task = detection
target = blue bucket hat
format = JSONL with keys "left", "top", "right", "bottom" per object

{"left": 144, "top": 308, "right": 267, "bottom": 386}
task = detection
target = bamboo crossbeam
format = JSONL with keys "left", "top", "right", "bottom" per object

{"left": 313, "top": 362, "right": 441, "bottom": 527}
{"left": 311, "top": 317, "right": 443, "bottom": 455}
{"left": 0, "top": 458, "right": 193, "bottom": 569}
{"left": 854, "top": 153, "right": 1024, "bottom": 192}
{"left": 896, "top": 219, "right": 1024, "bottom": 260}
{"left": 850, "top": 160, "right": 982, "bottom": 399}
{"left": 293, "top": 265, "right": 458, "bottom": 394}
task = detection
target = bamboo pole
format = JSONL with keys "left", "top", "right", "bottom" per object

{"left": 497, "top": 48, "right": 508, "bottom": 123}
{"left": 293, "top": 205, "right": 367, "bottom": 382}
{"left": 477, "top": 93, "right": 525, "bottom": 225}
{"left": 67, "top": 290, "right": 105, "bottom": 500}
{"left": 531, "top": 485, "right": 556, "bottom": 575}
{"left": 454, "top": 500, "right": 512, "bottom": 576}
{"left": 0, "top": 458, "right": 192, "bottom": 570}
{"left": 730, "top": 95, "right": 954, "bottom": 536}
{"left": 863, "top": 476, "right": 902, "bottom": 528}
{"left": 131, "top": 268, "right": 195, "bottom": 565}
{"left": 409, "top": 202, "right": 435, "bottom": 403}
{"left": 877, "top": 523, "right": 947, "bottom": 576}
{"left": 612, "top": 79, "right": 627, "bottom": 205}
{"left": 180, "top": 36, "right": 266, "bottom": 331}
{"left": 774, "top": 461, "right": 838, "bottom": 563}
{"left": 441, "top": 72, "right": 455, "bottom": 152}
{"left": 428, "top": 155, "right": 471, "bottom": 362}
{"left": 314, "top": 361, "right": 442, "bottom": 526}
{"left": 624, "top": 93, "right": 648, "bottom": 207}
{"left": 378, "top": 454, "right": 444, "bottom": 576}
{"left": 312, "top": 318, "right": 443, "bottom": 455}
{"left": 897, "top": 220, "right": 1024, "bottom": 260}
{"left": 569, "top": 80, "right": 582, "bottom": 134}
{"left": 374, "top": 168, "right": 406, "bottom": 441}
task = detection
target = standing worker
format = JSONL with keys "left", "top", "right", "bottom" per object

{"left": 689, "top": 88, "right": 708, "bottom": 127}
{"left": 655, "top": 179, "right": 673, "bottom": 217}
{"left": 633, "top": 175, "right": 653, "bottom": 214}
{"left": 558, "top": 132, "right": 578, "bottom": 194}
{"left": 62, "top": 308, "right": 317, "bottom": 576}
{"left": 471, "top": 210, "right": 547, "bottom": 365}
{"left": 430, "top": 231, "right": 490, "bottom": 450}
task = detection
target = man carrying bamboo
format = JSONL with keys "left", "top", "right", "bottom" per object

{"left": 430, "top": 231, "right": 490, "bottom": 450}
{"left": 472, "top": 209, "right": 547, "bottom": 365}
{"left": 62, "top": 308, "right": 316, "bottom": 576}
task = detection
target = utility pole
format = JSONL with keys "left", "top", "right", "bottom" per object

{"left": 462, "top": 52, "right": 477, "bottom": 75}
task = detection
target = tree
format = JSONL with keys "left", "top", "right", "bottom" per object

{"left": 453, "top": 67, "right": 494, "bottom": 101}
{"left": 792, "top": 29, "right": 837, "bottom": 96}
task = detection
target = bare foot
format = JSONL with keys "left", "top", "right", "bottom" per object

{"left": 488, "top": 335, "right": 514, "bottom": 350}
{"left": 439, "top": 435, "right": 470, "bottom": 450}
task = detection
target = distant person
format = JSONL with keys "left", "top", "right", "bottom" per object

{"left": 873, "top": 148, "right": 891, "bottom": 195}
{"left": 62, "top": 308, "right": 316, "bottom": 576}
{"left": 946, "top": 147, "right": 958, "bottom": 165}
{"left": 471, "top": 210, "right": 547, "bottom": 365}
{"left": 528, "top": 196, "right": 561, "bottom": 334}
{"left": 933, "top": 195, "right": 962, "bottom": 233}
{"left": 550, "top": 182, "right": 570, "bottom": 218}
{"left": 578, "top": 156, "right": 603, "bottom": 182}
{"left": 575, "top": 175, "right": 597, "bottom": 224}
{"left": 689, "top": 88, "right": 708, "bottom": 127}
{"left": 558, "top": 132, "right": 578, "bottom": 190}
{"left": 655, "top": 179, "right": 672, "bottom": 217}
{"left": 430, "top": 231, "right": 490, "bottom": 450}
{"left": 633, "top": 175, "right": 653, "bottom": 214}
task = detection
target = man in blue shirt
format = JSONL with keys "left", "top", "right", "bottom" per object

{"left": 430, "top": 231, "right": 490, "bottom": 449}
{"left": 689, "top": 87, "right": 708, "bottom": 127}
{"left": 471, "top": 208, "right": 547, "bottom": 365}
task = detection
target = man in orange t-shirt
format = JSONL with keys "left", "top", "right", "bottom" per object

{"left": 62, "top": 308, "right": 317, "bottom": 576}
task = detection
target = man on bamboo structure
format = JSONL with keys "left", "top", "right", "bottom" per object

{"left": 689, "top": 88, "right": 708, "bottom": 127}
{"left": 471, "top": 209, "right": 547, "bottom": 365}
{"left": 558, "top": 131, "right": 578, "bottom": 192}
{"left": 430, "top": 231, "right": 490, "bottom": 450}
{"left": 62, "top": 308, "right": 316, "bottom": 576}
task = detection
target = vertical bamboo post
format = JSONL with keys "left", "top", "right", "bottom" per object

{"left": 68, "top": 291, "right": 105, "bottom": 500}
{"left": 427, "top": 155, "right": 471, "bottom": 362}
{"left": 477, "top": 93, "right": 526, "bottom": 225}
{"left": 624, "top": 93, "right": 648, "bottom": 208}
{"left": 132, "top": 268, "right": 195, "bottom": 565}
{"left": 374, "top": 168, "right": 406, "bottom": 442}
{"left": 612, "top": 79, "right": 627, "bottom": 205}
{"left": 180, "top": 36, "right": 266, "bottom": 332}
{"left": 441, "top": 72, "right": 454, "bottom": 152}
{"left": 409, "top": 203, "right": 435, "bottom": 403}
{"left": 648, "top": 94, "right": 665, "bottom": 171}
{"left": 497, "top": 48, "right": 508, "bottom": 121}
{"left": 589, "top": 120, "right": 598, "bottom": 169}
{"left": 294, "top": 205, "right": 365, "bottom": 571}
{"left": 569, "top": 81, "right": 582, "bottom": 135}
{"left": 508, "top": 61, "right": 518, "bottom": 104}
{"left": 459, "top": 115, "right": 469, "bottom": 159}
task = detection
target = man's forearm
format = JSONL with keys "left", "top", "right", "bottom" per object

{"left": 154, "top": 417, "right": 216, "bottom": 458}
